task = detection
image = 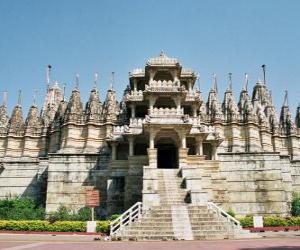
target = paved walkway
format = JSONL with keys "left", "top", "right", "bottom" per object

{"left": 0, "top": 235, "right": 300, "bottom": 250}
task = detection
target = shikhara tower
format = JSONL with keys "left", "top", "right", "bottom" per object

{"left": 0, "top": 52, "right": 300, "bottom": 222}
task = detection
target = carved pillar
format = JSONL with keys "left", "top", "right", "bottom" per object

{"left": 181, "top": 135, "right": 186, "bottom": 148}
{"left": 188, "top": 79, "right": 192, "bottom": 92}
{"left": 130, "top": 104, "right": 136, "bottom": 118}
{"left": 211, "top": 142, "right": 218, "bottom": 160}
{"left": 128, "top": 136, "right": 134, "bottom": 156}
{"left": 196, "top": 138, "right": 203, "bottom": 155}
{"left": 133, "top": 79, "right": 137, "bottom": 92}
{"left": 192, "top": 105, "right": 197, "bottom": 117}
{"left": 111, "top": 142, "right": 117, "bottom": 160}
{"left": 149, "top": 132, "right": 155, "bottom": 149}
{"left": 149, "top": 96, "right": 157, "bottom": 110}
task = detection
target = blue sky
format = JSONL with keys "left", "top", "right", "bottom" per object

{"left": 0, "top": 0, "right": 300, "bottom": 116}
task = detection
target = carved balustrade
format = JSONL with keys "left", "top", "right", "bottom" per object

{"left": 145, "top": 80, "right": 184, "bottom": 92}
{"left": 124, "top": 90, "right": 143, "bottom": 102}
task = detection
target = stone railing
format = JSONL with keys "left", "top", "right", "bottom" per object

{"left": 149, "top": 107, "right": 184, "bottom": 117}
{"left": 185, "top": 91, "right": 202, "bottom": 102}
{"left": 129, "top": 118, "right": 144, "bottom": 127}
{"left": 129, "top": 68, "right": 145, "bottom": 77}
{"left": 110, "top": 202, "right": 143, "bottom": 237}
{"left": 124, "top": 90, "right": 143, "bottom": 102}
{"left": 145, "top": 80, "right": 184, "bottom": 92}
{"left": 181, "top": 68, "right": 194, "bottom": 76}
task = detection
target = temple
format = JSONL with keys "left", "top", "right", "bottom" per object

{"left": 1, "top": 52, "right": 300, "bottom": 223}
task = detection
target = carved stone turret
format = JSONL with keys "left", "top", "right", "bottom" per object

{"left": 280, "top": 104, "right": 296, "bottom": 135}
{"left": 103, "top": 89, "right": 119, "bottom": 123}
{"left": 222, "top": 89, "right": 239, "bottom": 122}
{"left": 207, "top": 87, "right": 222, "bottom": 122}
{"left": 64, "top": 88, "right": 84, "bottom": 123}
{"left": 25, "top": 105, "right": 42, "bottom": 135}
{"left": 85, "top": 88, "right": 103, "bottom": 123}
{"left": 41, "top": 83, "right": 63, "bottom": 127}
{"left": 0, "top": 104, "right": 9, "bottom": 135}
{"left": 8, "top": 104, "right": 25, "bottom": 135}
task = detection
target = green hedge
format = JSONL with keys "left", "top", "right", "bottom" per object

{"left": 239, "top": 216, "right": 300, "bottom": 227}
{"left": 0, "top": 220, "right": 110, "bottom": 233}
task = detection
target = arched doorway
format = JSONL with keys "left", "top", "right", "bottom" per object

{"left": 155, "top": 129, "right": 180, "bottom": 169}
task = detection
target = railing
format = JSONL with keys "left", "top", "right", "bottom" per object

{"left": 145, "top": 80, "right": 183, "bottom": 92}
{"left": 149, "top": 107, "right": 184, "bottom": 117}
{"left": 207, "top": 202, "right": 240, "bottom": 227}
{"left": 110, "top": 202, "right": 143, "bottom": 236}
{"left": 124, "top": 90, "right": 143, "bottom": 101}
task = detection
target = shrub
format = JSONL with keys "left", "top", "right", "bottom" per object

{"left": 0, "top": 198, "right": 45, "bottom": 220}
{"left": 0, "top": 220, "right": 110, "bottom": 233}
{"left": 226, "top": 209, "right": 235, "bottom": 218}
{"left": 286, "top": 217, "right": 300, "bottom": 226}
{"left": 48, "top": 206, "right": 91, "bottom": 222}
{"left": 291, "top": 193, "right": 300, "bottom": 216}
{"left": 263, "top": 216, "right": 287, "bottom": 227}
{"left": 239, "top": 216, "right": 253, "bottom": 227}
{"left": 109, "top": 214, "right": 120, "bottom": 221}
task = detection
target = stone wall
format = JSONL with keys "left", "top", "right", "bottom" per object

{"left": 218, "top": 152, "right": 293, "bottom": 216}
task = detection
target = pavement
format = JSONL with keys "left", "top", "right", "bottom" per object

{"left": 0, "top": 232, "right": 299, "bottom": 250}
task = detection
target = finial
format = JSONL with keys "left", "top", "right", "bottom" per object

{"left": 261, "top": 64, "right": 266, "bottom": 85}
{"left": 2, "top": 90, "right": 7, "bottom": 107}
{"left": 46, "top": 65, "right": 52, "bottom": 90}
{"left": 283, "top": 90, "right": 289, "bottom": 107}
{"left": 160, "top": 50, "right": 165, "bottom": 57}
{"left": 33, "top": 89, "right": 37, "bottom": 106}
{"left": 94, "top": 72, "right": 98, "bottom": 89}
{"left": 75, "top": 73, "right": 80, "bottom": 89}
{"left": 17, "top": 89, "right": 22, "bottom": 106}
{"left": 228, "top": 73, "right": 232, "bottom": 91}
{"left": 212, "top": 73, "right": 218, "bottom": 93}
{"left": 244, "top": 73, "right": 249, "bottom": 91}
{"left": 110, "top": 72, "right": 115, "bottom": 90}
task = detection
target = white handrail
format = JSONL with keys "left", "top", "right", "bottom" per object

{"left": 110, "top": 202, "right": 143, "bottom": 236}
{"left": 207, "top": 202, "right": 240, "bottom": 226}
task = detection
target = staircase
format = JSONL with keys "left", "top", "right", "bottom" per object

{"left": 111, "top": 168, "right": 253, "bottom": 241}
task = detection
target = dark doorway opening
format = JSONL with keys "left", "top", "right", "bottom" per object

{"left": 157, "top": 143, "right": 178, "bottom": 169}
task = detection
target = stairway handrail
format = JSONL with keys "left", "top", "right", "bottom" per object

{"left": 110, "top": 202, "right": 143, "bottom": 236}
{"left": 207, "top": 202, "right": 240, "bottom": 226}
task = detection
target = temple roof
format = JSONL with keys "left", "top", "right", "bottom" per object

{"left": 146, "top": 51, "right": 180, "bottom": 67}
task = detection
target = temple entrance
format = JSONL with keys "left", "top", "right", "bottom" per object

{"left": 157, "top": 143, "right": 178, "bottom": 169}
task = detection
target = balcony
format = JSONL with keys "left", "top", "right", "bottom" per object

{"left": 146, "top": 107, "right": 190, "bottom": 125}
{"left": 124, "top": 90, "right": 143, "bottom": 102}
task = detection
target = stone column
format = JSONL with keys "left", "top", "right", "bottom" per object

{"left": 196, "top": 138, "right": 203, "bottom": 155}
{"left": 181, "top": 135, "right": 186, "bottom": 149}
{"left": 111, "top": 142, "right": 117, "bottom": 160}
{"left": 149, "top": 96, "right": 157, "bottom": 110}
{"left": 149, "top": 132, "right": 155, "bottom": 149}
{"left": 192, "top": 105, "right": 197, "bottom": 117}
{"left": 128, "top": 137, "right": 134, "bottom": 156}
{"left": 133, "top": 79, "right": 137, "bottom": 92}
{"left": 188, "top": 79, "right": 192, "bottom": 92}
{"left": 211, "top": 142, "right": 218, "bottom": 160}
{"left": 130, "top": 104, "right": 136, "bottom": 118}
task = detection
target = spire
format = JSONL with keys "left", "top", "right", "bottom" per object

{"left": 62, "top": 83, "right": 66, "bottom": 101}
{"left": 212, "top": 73, "right": 218, "bottom": 93}
{"left": 75, "top": 73, "right": 80, "bottom": 90}
{"left": 110, "top": 72, "right": 115, "bottom": 90}
{"left": 262, "top": 64, "right": 266, "bottom": 85}
{"left": 296, "top": 103, "right": 300, "bottom": 128}
{"left": 25, "top": 104, "right": 42, "bottom": 134}
{"left": 33, "top": 89, "right": 37, "bottom": 106}
{"left": 46, "top": 65, "right": 52, "bottom": 89}
{"left": 94, "top": 72, "right": 98, "bottom": 90}
{"left": 228, "top": 73, "right": 233, "bottom": 91}
{"left": 196, "top": 73, "right": 201, "bottom": 91}
{"left": 17, "top": 89, "right": 22, "bottom": 106}
{"left": 283, "top": 90, "right": 288, "bottom": 107}
{"left": 244, "top": 73, "right": 249, "bottom": 91}
{"left": 2, "top": 90, "right": 7, "bottom": 107}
